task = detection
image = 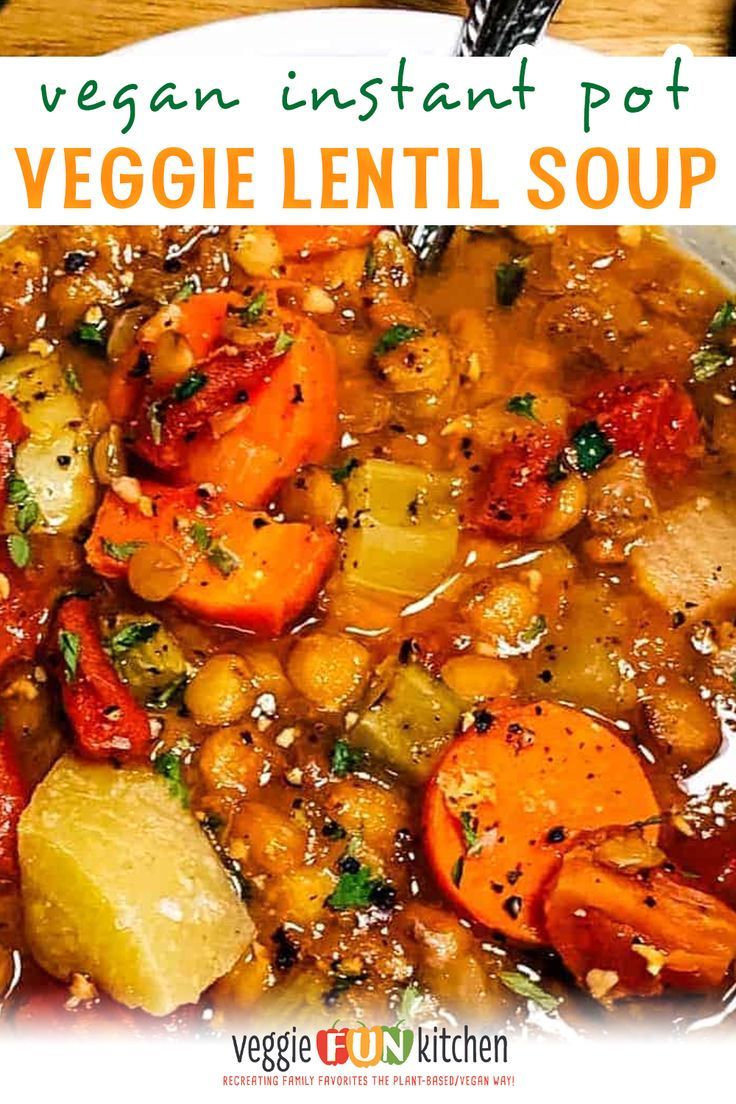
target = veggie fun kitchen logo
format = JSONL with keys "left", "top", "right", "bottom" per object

{"left": 230, "top": 1023, "right": 510, "bottom": 1075}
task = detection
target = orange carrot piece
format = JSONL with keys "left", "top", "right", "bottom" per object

{"left": 177, "top": 313, "right": 337, "bottom": 506}
{"left": 138, "top": 290, "right": 244, "bottom": 361}
{"left": 274, "top": 226, "right": 378, "bottom": 259}
{"left": 423, "top": 700, "right": 659, "bottom": 944}
{"left": 544, "top": 840, "right": 736, "bottom": 997}
{"left": 86, "top": 483, "right": 335, "bottom": 636}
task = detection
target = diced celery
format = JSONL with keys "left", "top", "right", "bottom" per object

{"left": 345, "top": 459, "right": 458, "bottom": 597}
{"left": 350, "top": 663, "right": 463, "bottom": 780}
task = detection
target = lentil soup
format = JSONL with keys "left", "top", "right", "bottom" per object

{"left": 1, "top": 224, "right": 736, "bottom": 1033}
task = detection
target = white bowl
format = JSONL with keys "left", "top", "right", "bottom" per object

{"left": 111, "top": 7, "right": 587, "bottom": 59}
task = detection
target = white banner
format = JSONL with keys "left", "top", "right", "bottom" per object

{"left": 0, "top": 46, "right": 733, "bottom": 223}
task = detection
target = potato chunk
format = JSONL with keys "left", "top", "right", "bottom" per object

{"left": 631, "top": 500, "right": 736, "bottom": 620}
{"left": 19, "top": 757, "right": 253, "bottom": 1016}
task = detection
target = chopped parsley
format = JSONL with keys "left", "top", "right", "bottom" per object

{"left": 521, "top": 614, "right": 547, "bottom": 645}
{"left": 570, "top": 421, "right": 613, "bottom": 473}
{"left": 8, "top": 475, "right": 39, "bottom": 534}
{"left": 7, "top": 533, "right": 30, "bottom": 569}
{"left": 709, "top": 299, "right": 736, "bottom": 333}
{"left": 75, "top": 318, "right": 107, "bottom": 349}
{"left": 495, "top": 259, "right": 527, "bottom": 307}
{"left": 326, "top": 862, "right": 385, "bottom": 911}
{"left": 107, "top": 621, "right": 159, "bottom": 657}
{"left": 240, "top": 290, "right": 267, "bottom": 325}
{"left": 450, "top": 855, "right": 465, "bottom": 887}
{"left": 374, "top": 324, "right": 423, "bottom": 357}
{"left": 59, "top": 629, "right": 81, "bottom": 682}
{"left": 101, "top": 538, "right": 143, "bottom": 562}
{"left": 499, "top": 970, "right": 561, "bottom": 1014}
{"left": 273, "top": 330, "right": 295, "bottom": 357}
{"left": 189, "top": 521, "right": 212, "bottom": 551}
{"left": 148, "top": 674, "right": 189, "bottom": 711}
{"left": 506, "top": 392, "right": 537, "bottom": 421}
{"left": 64, "top": 365, "right": 82, "bottom": 394}
{"left": 691, "top": 345, "right": 733, "bottom": 382}
{"left": 330, "top": 457, "right": 359, "bottom": 484}
{"left": 330, "top": 739, "right": 365, "bottom": 777}
{"left": 153, "top": 751, "right": 189, "bottom": 807}
{"left": 206, "top": 539, "right": 240, "bottom": 578}
{"left": 171, "top": 371, "right": 208, "bottom": 403}
{"left": 173, "top": 279, "right": 197, "bottom": 302}
{"left": 459, "top": 811, "right": 479, "bottom": 853}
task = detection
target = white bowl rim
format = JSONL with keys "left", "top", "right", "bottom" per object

{"left": 111, "top": 7, "right": 592, "bottom": 58}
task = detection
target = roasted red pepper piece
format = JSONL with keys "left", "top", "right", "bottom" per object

{"left": 0, "top": 394, "right": 28, "bottom": 506}
{"left": 575, "top": 377, "right": 702, "bottom": 480}
{"left": 476, "top": 428, "right": 565, "bottom": 539}
{"left": 56, "top": 598, "right": 152, "bottom": 762}
{"left": 0, "top": 552, "right": 51, "bottom": 671}
{"left": 0, "top": 731, "right": 26, "bottom": 879}
{"left": 133, "top": 345, "right": 276, "bottom": 472}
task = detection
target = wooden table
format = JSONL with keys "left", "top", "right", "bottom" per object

{"left": 0, "top": 0, "right": 731, "bottom": 57}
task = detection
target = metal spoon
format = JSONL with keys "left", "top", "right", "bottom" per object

{"left": 399, "top": 0, "right": 564, "bottom": 269}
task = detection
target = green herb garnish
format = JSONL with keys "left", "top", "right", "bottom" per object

{"left": 459, "top": 811, "right": 479, "bottom": 853}
{"left": 331, "top": 739, "right": 365, "bottom": 777}
{"left": 495, "top": 259, "right": 527, "bottom": 307}
{"left": 153, "top": 751, "right": 189, "bottom": 807}
{"left": 450, "top": 855, "right": 465, "bottom": 887}
{"left": 326, "top": 864, "right": 377, "bottom": 911}
{"left": 107, "top": 621, "right": 159, "bottom": 657}
{"left": 506, "top": 392, "right": 537, "bottom": 421}
{"left": 570, "top": 421, "right": 613, "bottom": 473}
{"left": 76, "top": 319, "right": 107, "bottom": 348}
{"left": 499, "top": 970, "right": 561, "bottom": 1014}
{"left": 691, "top": 345, "right": 733, "bottom": 382}
{"left": 521, "top": 614, "right": 547, "bottom": 645}
{"left": 206, "top": 539, "right": 240, "bottom": 578}
{"left": 64, "top": 365, "right": 82, "bottom": 394}
{"left": 7, "top": 533, "right": 30, "bottom": 569}
{"left": 101, "top": 538, "right": 143, "bottom": 562}
{"left": 709, "top": 300, "right": 736, "bottom": 333}
{"left": 188, "top": 521, "right": 211, "bottom": 551}
{"left": 59, "top": 629, "right": 81, "bottom": 682}
{"left": 171, "top": 371, "right": 208, "bottom": 403}
{"left": 273, "top": 330, "right": 296, "bottom": 357}
{"left": 240, "top": 290, "right": 267, "bottom": 325}
{"left": 374, "top": 324, "right": 423, "bottom": 357}
{"left": 330, "top": 457, "right": 359, "bottom": 484}
{"left": 148, "top": 674, "right": 189, "bottom": 711}
{"left": 173, "top": 279, "right": 197, "bottom": 302}
{"left": 8, "top": 475, "right": 39, "bottom": 534}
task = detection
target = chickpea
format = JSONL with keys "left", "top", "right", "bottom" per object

{"left": 325, "top": 777, "right": 409, "bottom": 855}
{"left": 641, "top": 684, "right": 721, "bottom": 774}
{"left": 377, "top": 331, "right": 453, "bottom": 394}
{"left": 228, "top": 227, "right": 283, "bottom": 278}
{"left": 440, "top": 655, "right": 518, "bottom": 699}
{"left": 198, "top": 727, "right": 270, "bottom": 794}
{"left": 464, "top": 580, "right": 538, "bottom": 642}
{"left": 92, "top": 424, "right": 127, "bottom": 486}
{"left": 185, "top": 654, "right": 254, "bottom": 726}
{"left": 537, "top": 473, "right": 587, "bottom": 540}
{"left": 232, "top": 802, "right": 306, "bottom": 875}
{"left": 127, "top": 542, "right": 188, "bottom": 603}
{"left": 279, "top": 466, "right": 343, "bottom": 525}
{"left": 149, "top": 330, "right": 195, "bottom": 389}
{"left": 287, "top": 632, "right": 370, "bottom": 711}
{"left": 269, "top": 867, "right": 336, "bottom": 926}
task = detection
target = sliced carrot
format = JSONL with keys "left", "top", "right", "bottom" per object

{"left": 138, "top": 290, "right": 244, "bottom": 361}
{"left": 423, "top": 700, "right": 659, "bottom": 944}
{"left": 86, "top": 483, "right": 336, "bottom": 636}
{"left": 274, "top": 226, "right": 378, "bottom": 259}
{"left": 544, "top": 837, "right": 736, "bottom": 998}
{"left": 176, "top": 313, "right": 337, "bottom": 506}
